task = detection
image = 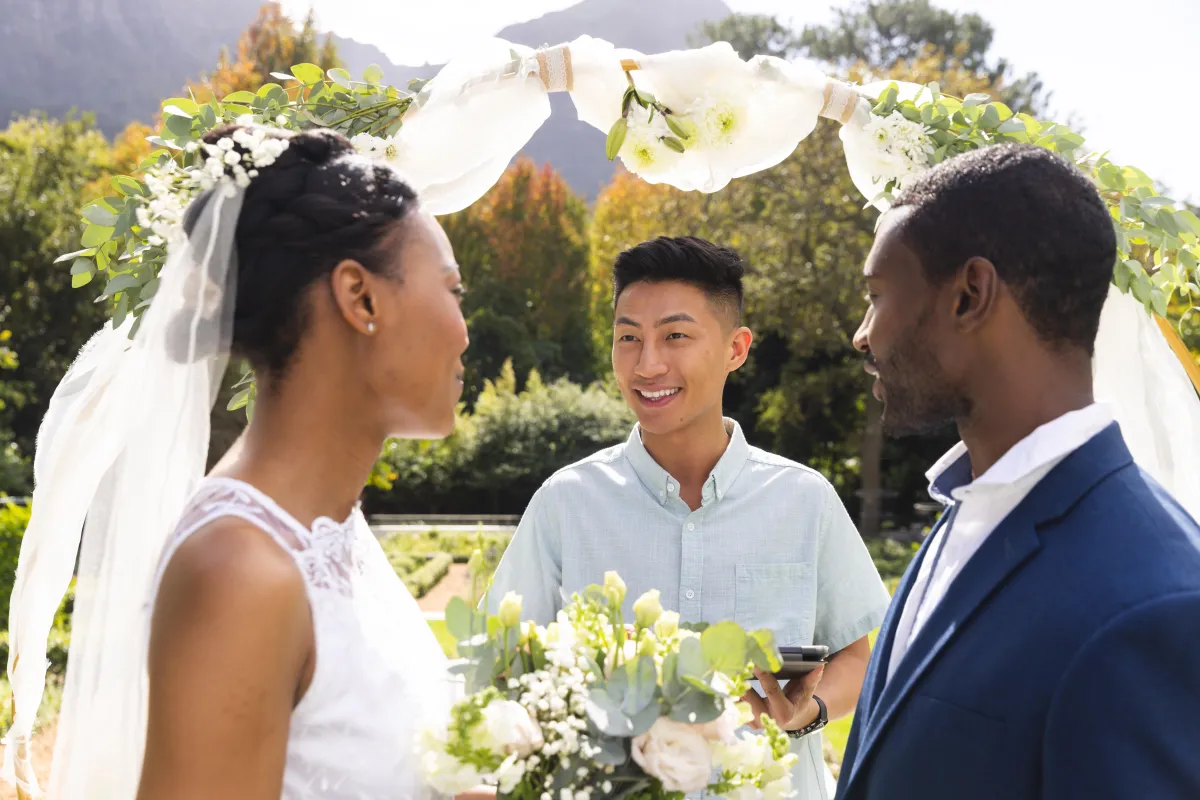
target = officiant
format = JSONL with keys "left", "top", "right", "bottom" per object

{"left": 489, "top": 236, "right": 890, "bottom": 800}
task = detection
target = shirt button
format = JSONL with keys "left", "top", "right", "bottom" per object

{"left": 685, "top": 589, "right": 696, "bottom": 600}
{"left": 686, "top": 522, "right": 695, "bottom": 531}
{"left": 667, "top": 482, "right": 676, "bottom": 493}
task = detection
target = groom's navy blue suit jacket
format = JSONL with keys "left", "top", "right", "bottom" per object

{"left": 835, "top": 424, "right": 1200, "bottom": 799}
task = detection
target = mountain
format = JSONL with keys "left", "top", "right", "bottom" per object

{"left": 2, "top": 0, "right": 733, "bottom": 197}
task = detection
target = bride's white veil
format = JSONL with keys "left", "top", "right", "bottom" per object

{"left": 2, "top": 186, "right": 243, "bottom": 797}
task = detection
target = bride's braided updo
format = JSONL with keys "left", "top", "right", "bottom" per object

{"left": 185, "top": 125, "right": 419, "bottom": 375}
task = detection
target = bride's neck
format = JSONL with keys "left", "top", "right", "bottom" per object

{"left": 214, "top": 370, "right": 383, "bottom": 528}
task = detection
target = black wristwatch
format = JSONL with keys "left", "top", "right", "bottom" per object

{"left": 787, "top": 695, "right": 827, "bottom": 739}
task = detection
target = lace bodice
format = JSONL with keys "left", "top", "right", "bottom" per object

{"left": 152, "top": 478, "right": 455, "bottom": 799}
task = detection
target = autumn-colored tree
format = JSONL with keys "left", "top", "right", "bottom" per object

{"left": 440, "top": 158, "right": 596, "bottom": 399}
{"left": 188, "top": 3, "right": 341, "bottom": 103}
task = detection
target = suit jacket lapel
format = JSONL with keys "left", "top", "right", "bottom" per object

{"left": 843, "top": 423, "right": 1134, "bottom": 794}
{"left": 857, "top": 510, "right": 946, "bottom": 724}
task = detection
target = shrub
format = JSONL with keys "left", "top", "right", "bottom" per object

{"left": 0, "top": 502, "right": 31, "bottom": 630}
{"left": 368, "top": 361, "right": 635, "bottom": 515}
{"left": 401, "top": 552, "right": 454, "bottom": 599}
{"left": 866, "top": 537, "right": 921, "bottom": 581}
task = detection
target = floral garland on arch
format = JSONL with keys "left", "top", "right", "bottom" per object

{"left": 61, "top": 40, "right": 1199, "bottom": 336}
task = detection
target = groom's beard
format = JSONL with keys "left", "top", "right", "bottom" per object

{"left": 875, "top": 330, "right": 969, "bottom": 438}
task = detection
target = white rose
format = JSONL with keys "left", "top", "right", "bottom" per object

{"left": 483, "top": 699, "right": 545, "bottom": 757}
{"left": 764, "top": 773, "right": 796, "bottom": 800}
{"left": 696, "top": 701, "right": 741, "bottom": 744}
{"left": 494, "top": 753, "right": 527, "bottom": 794}
{"left": 630, "top": 717, "right": 714, "bottom": 793}
{"left": 418, "top": 731, "right": 485, "bottom": 795}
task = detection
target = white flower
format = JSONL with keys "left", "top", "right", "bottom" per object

{"left": 418, "top": 730, "right": 485, "bottom": 795}
{"left": 602, "top": 571, "right": 627, "bottom": 606}
{"left": 654, "top": 610, "right": 680, "bottom": 640}
{"left": 854, "top": 110, "right": 936, "bottom": 192}
{"left": 498, "top": 591, "right": 523, "bottom": 628}
{"left": 630, "top": 717, "right": 714, "bottom": 794}
{"left": 696, "top": 699, "right": 742, "bottom": 744}
{"left": 216, "top": 137, "right": 235, "bottom": 151}
{"left": 482, "top": 699, "right": 545, "bottom": 757}
{"left": 692, "top": 98, "right": 746, "bottom": 148}
{"left": 276, "top": 114, "right": 288, "bottom": 126}
{"left": 494, "top": 753, "right": 527, "bottom": 794}
{"left": 633, "top": 589, "right": 663, "bottom": 628}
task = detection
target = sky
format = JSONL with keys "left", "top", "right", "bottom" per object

{"left": 279, "top": 0, "right": 1200, "bottom": 202}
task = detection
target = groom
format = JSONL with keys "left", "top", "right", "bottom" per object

{"left": 489, "top": 236, "right": 890, "bottom": 799}
{"left": 838, "top": 144, "right": 1200, "bottom": 799}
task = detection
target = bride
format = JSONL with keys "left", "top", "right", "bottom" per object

{"left": 4, "top": 125, "right": 490, "bottom": 799}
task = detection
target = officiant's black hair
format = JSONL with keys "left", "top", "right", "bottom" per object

{"left": 891, "top": 143, "right": 1115, "bottom": 355}
{"left": 612, "top": 236, "right": 745, "bottom": 326}
{"left": 184, "top": 125, "right": 419, "bottom": 376}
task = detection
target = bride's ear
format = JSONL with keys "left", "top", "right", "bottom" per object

{"left": 329, "top": 259, "right": 379, "bottom": 335}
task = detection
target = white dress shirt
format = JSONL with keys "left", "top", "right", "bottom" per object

{"left": 885, "top": 403, "right": 1116, "bottom": 682}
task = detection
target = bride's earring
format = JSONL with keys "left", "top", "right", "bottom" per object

{"left": 366, "top": 322, "right": 376, "bottom": 334}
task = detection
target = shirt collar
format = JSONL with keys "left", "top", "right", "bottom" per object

{"left": 926, "top": 403, "right": 1116, "bottom": 505}
{"left": 625, "top": 418, "right": 751, "bottom": 506}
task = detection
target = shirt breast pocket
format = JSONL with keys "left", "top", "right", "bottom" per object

{"left": 734, "top": 563, "right": 814, "bottom": 646}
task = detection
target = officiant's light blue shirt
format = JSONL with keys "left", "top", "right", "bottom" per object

{"left": 489, "top": 420, "right": 890, "bottom": 800}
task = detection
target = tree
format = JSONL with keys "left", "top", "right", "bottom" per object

{"left": 796, "top": 0, "right": 1048, "bottom": 114}
{"left": 0, "top": 115, "right": 114, "bottom": 478}
{"left": 440, "top": 159, "right": 598, "bottom": 398}
{"left": 189, "top": 3, "right": 341, "bottom": 103}
{"left": 689, "top": 14, "right": 799, "bottom": 59}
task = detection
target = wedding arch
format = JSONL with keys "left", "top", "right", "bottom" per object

{"left": 7, "top": 35, "right": 1200, "bottom": 792}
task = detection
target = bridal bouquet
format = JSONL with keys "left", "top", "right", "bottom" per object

{"left": 419, "top": 572, "right": 798, "bottom": 800}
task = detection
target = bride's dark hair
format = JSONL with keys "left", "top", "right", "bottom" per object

{"left": 183, "top": 125, "right": 419, "bottom": 376}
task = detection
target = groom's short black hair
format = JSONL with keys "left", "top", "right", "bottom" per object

{"left": 612, "top": 236, "right": 745, "bottom": 325}
{"left": 892, "top": 143, "right": 1115, "bottom": 354}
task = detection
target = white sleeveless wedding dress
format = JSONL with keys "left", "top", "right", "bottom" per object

{"left": 151, "top": 477, "right": 456, "bottom": 799}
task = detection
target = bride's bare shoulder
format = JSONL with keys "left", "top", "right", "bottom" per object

{"left": 152, "top": 516, "right": 309, "bottom": 639}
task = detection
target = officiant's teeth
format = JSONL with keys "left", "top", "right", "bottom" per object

{"left": 638, "top": 388, "right": 679, "bottom": 399}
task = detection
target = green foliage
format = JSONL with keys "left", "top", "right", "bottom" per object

{"left": 0, "top": 502, "right": 31, "bottom": 629}
{"left": 0, "top": 116, "right": 113, "bottom": 475}
{"left": 399, "top": 552, "right": 454, "bottom": 599}
{"left": 793, "top": 0, "right": 1048, "bottom": 113}
{"left": 865, "top": 537, "right": 921, "bottom": 580}
{"left": 74, "top": 64, "right": 416, "bottom": 337}
{"left": 440, "top": 159, "right": 599, "bottom": 397}
{"left": 867, "top": 83, "right": 1200, "bottom": 317}
{"left": 381, "top": 529, "right": 512, "bottom": 565}
{"left": 368, "top": 361, "right": 635, "bottom": 514}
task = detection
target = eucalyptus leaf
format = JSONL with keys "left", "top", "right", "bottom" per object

{"left": 69, "top": 256, "right": 93, "bottom": 276}
{"left": 81, "top": 225, "right": 114, "bottom": 248}
{"left": 997, "top": 117, "right": 1026, "bottom": 134}
{"left": 227, "top": 387, "right": 252, "bottom": 411}
{"left": 112, "top": 293, "right": 130, "bottom": 330}
{"left": 363, "top": 63, "right": 385, "bottom": 84}
{"left": 161, "top": 97, "right": 198, "bottom": 115}
{"left": 164, "top": 114, "right": 193, "bottom": 138}
{"left": 103, "top": 273, "right": 139, "bottom": 297}
{"left": 666, "top": 690, "right": 723, "bottom": 725}
{"left": 588, "top": 688, "right": 635, "bottom": 737}
{"left": 628, "top": 702, "right": 661, "bottom": 737}
{"left": 978, "top": 105, "right": 1001, "bottom": 131}
{"left": 677, "top": 636, "right": 707, "bottom": 680}
{"left": 111, "top": 175, "right": 147, "bottom": 197}
{"left": 749, "top": 629, "right": 782, "bottom": 672}
{"left": 54, "top": 247, "right": 96, "bottom": 264}
{"left": 71, "top": 271, "right": 93, "bottom": 289}
{"left": 585, "top": 736, "right": 629, "bottom": 767}
{"left": 1114, "top": 258, "right": 1132, "bottom": 292}
{"left": 605, "top": 118, "right": 628, "bottom": 161}
{"left": 1178, "top": 210, "right": 1200, "bottom": 237}
{"left": 328, "top": 67, "right": 353, "bottom": 88}
{"left": 621, "top": 656, "right": 658, "bottom": 716}
{"left": 290, "top": 63, "right": 324, "bottom": 84}
{"left": 700, "top": 621, "right": 748, "bottom": 675}
{"left": 162, "top": 104, "right": 193, "bottom": 119}
{"left": 445, "top": 596, "right": 473, "bottom": 641}
{"left": 962, "top": 93, "right": 991, "bottom": 108}
{"left": 681, "top": 675, "right": 718, "bottom": 695}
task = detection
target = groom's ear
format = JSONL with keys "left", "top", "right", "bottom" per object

{"left": 953, "top": 256, "right": 1000, "bottom": 332}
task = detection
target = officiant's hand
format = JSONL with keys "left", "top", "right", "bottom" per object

{"left": 743, "top": 665, "right": 825, "bottom": 732}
